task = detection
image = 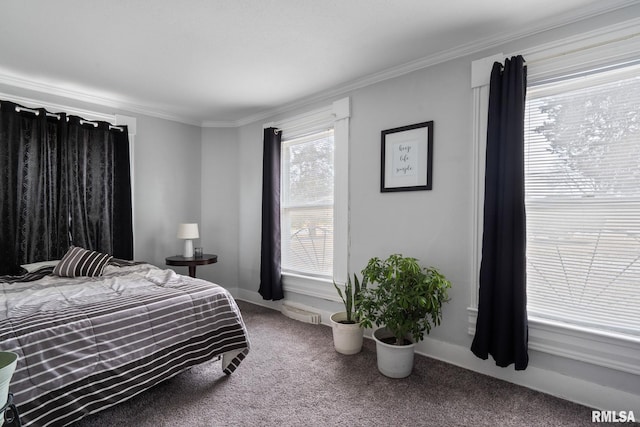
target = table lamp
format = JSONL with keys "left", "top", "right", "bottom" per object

{"left": 177, "top": 223, "right": 199, "bottom": 258}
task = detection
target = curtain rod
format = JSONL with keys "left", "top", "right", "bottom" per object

{"left": 4, "top": 104, "right": 124, "bottom": 131}
{"left": 77, "top": 118, "right": 124, "bottom": 132}
{"left": 14, "top": 105, "right": 61, "bottom": 119}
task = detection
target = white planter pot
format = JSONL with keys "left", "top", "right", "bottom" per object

{"left": 330, "top": 312, "right": 364, "bottom": 355}
{"left": 372, "top": 327, "right": 415, "bottom": 378}
{"left": 0, "top": 352, "right": 18, "bottom": 408}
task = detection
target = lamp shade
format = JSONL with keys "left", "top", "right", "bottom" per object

{"left": 177, "top": 223, "right": 199, "bottom": 239}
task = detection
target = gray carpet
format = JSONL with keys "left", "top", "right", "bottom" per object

{"left": 72, "top": 300, "right": 605, "bottom": 426}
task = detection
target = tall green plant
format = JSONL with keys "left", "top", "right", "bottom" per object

{"left": 333, "top": 273, "right": 365, "bottom": 323}
{"left": 357, "top": 254, "right": 451, "bottom": 345}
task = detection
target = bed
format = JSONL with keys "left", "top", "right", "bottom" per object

{"left": 0, "top": 257, "right": 250, "bottom": 427}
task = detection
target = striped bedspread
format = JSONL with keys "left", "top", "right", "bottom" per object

{"left": 0, "top": 263, "right": 250, "bottom": 427}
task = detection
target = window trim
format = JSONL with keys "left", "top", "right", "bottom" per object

{"left": 265, "top": 97, "right": 350, "bottom": 302}
{"left": 469, "top": 18, "right": 640, "bottom": 375}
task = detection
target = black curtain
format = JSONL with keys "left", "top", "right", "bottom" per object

{"left": 259, "top": 127, "right": 284, "bottom": 300}
{"left": 0, "top": 101, "right": 133, "bottom": 275}
{"left": 64, "top": 117, "right": 133, "bottom": 259}
{"left": 0, "top": 101, "right": 69, "bottom": 274}
{"left": 471, "top": 56, "right": 529, "bottom": 370}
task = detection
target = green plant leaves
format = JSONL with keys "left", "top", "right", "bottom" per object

{"left": 357, "top": 254, "right": 452, "bottom": 344}
{"left": 333, "top": 273, "right": 365, "bottom": 323}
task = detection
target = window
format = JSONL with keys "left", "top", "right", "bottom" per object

{"left": 267, "top": 98, "right": 350, "bottom": 300}
{"left": 524, "top": 64, "right": 640, "bottom": 337}
{"left": 281, "top": 129, "right": 335, "bottom": 278}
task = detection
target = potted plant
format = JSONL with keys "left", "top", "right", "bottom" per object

{"left": 357, "top": 254, "right": 451, "bottom": 378}
{"left": 330, "top": 273, "right": 365, "bottom": 355}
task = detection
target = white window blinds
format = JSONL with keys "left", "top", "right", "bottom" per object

{"left": 281, "top": 129, "right": 335, "bottom": 278}
{"left": 524, "top": 64, "right": 640, "bottom": 337}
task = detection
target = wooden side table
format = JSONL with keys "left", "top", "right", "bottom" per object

{"left": 166, "top": 254, "right": 218, "bottom": 278}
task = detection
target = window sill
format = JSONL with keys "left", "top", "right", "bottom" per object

{"left": 467, "top": 307, "right": 640, "bottom": 375}
{"left": 282, "top": 272, "right": 341, "bottom": 302}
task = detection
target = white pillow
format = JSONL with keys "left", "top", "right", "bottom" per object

{"left": 20, "top": 260, "right": 60, "bottom": 273}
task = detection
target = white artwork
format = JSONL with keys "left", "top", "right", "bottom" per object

{"left": 392, "top": 140, "right": 418, "bottom": 177}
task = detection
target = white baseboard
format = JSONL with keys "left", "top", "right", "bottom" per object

{"left": 235, "top": 288, "right": 282, "bottom": 311}
{"left": 412, "top": 336, "right": 640, "bottom": 413}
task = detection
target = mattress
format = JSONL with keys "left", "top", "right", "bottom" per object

{"left": 0, "top": 262, "right": 250, "bottom": 426}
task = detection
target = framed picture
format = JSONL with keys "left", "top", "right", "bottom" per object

{"left": 380, "top": 121, "right": 433, "bottom": 192}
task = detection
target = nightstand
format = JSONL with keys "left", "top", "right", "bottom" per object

{"left": 165, "top": 254, "right": 218, "bottom": 278}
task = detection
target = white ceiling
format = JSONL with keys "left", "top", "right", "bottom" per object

{"left": 0, "top": 1, "right": 636, "bottom": 126}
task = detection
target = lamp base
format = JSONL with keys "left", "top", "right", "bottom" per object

{"left": 1, "top": 393, "right": 21, "bottom": 427}
{"left": 183, "top": 239, "right": 194, "bottom": 258}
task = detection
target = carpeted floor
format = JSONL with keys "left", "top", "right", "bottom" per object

{"left": 72, "top": 300, "right": 607, "bottom": 426}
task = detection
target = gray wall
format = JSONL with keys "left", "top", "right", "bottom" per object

{"left": 236, "top": 122, "right": 266, "bottom": 292}
{"left": 347, "top": 57, "right": 472, "bottom": 344}
{"left": 199, "top": 127, "right": 240, "bottom": 288}
{"left": 133, "top": 115, "right": 202, "bottom": 267}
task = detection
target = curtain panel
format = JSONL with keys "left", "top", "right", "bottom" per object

{"left": 471, "top": 56, "right": 529, "bottom": 370}
{"left": 0, "top": 101, "right": 133, "bottom": 275}
{"left": 259, "top": 127, "right": 284, "bottom": 300}
{"left": 64, "top": 116, "right": 133, "bottom": 260}
{"left": 0, "top": 101, "right": 69, "bottom": 274}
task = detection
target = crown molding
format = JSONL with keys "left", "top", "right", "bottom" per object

{"left": 0, "top": 90, "right": 116, "bottom": 122}
{"left": 0, "top": 71, "right": 202, "bottom": 127}
{"left": 1, "top": 0, "right": 636, "bottom": 129}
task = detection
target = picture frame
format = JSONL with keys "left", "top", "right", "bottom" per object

{"left": 380, "top": 121, "right": 433, "bottom": 192}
